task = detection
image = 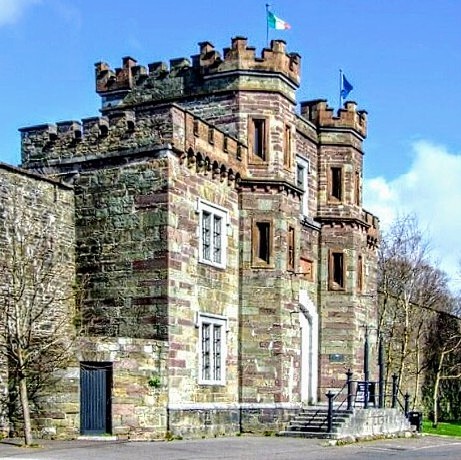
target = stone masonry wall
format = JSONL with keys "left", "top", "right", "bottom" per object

{"left": 318, "top": 224, "right": 377, "bottom": 391}
{"left": 238, "top": 183, "right": 303, "bottom": 405}
{"left": 315, "top": 126, "right": 379, "bottom": 394}
{"left": 34, "top": 335, "right": 169, "bottom": 440}
{"left": 165, "top": 145, "right": 241, "bottom": 438}
{"left": 74, "top": 158, "right": 169, "bottom": 339}
{"left": 0, "top": 164, "right": 75, "bottom": 437}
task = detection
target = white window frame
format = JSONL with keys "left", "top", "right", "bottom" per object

{"left": 296, "top": 156, "right": 310, "bottom": 217}
{"left": 197, "top": 313, "right": 227, "bottom": 385}
{"left": 197, "top": 199, "right": 228, "bottom": 269}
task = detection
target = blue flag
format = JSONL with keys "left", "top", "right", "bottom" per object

{"left": 340, "top": 74, "right": 353, "bottom": 99}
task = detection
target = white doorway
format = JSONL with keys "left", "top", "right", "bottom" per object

{"left": 299, "top": 290, "right": 318, "bottom": 404}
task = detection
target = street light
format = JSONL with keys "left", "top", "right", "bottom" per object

{"left": 361, "top": 324, "right": 376, "bottom": 409}
{"left": 378, "top": 335, "right": 384, "bottom": 408}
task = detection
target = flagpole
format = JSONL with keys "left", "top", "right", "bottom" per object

{"left": 339, "top": 68, "right": 343, "bottom": 109}
{"left": 266, "top": 4, "right": 270, "bottom": 47}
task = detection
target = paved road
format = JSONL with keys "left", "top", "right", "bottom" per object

{"left": 0, "top": 435, "right": 460, "bottom": 460}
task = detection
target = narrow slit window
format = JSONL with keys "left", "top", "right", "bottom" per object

{"left": 355, "top": 171, "right": 361, "bottom": 205}
{"left": 330, "top": 167, "right": 343, "bottom": 201}
{"left": 257, "top": 222, "right": 270, "bottom": 263}
{"left": 297, "top": 164, "right": 305, "bottom": 189}
{"left": 252, "top": 119, "right": 266, "bottom": 160}
{"left": 357, "top": 255, "right": 363, "bottom": 292}
{"left": 284, "top": 125, "right": 292, "bottom": 168}
{"left": 193, "top": 120, "right": 199, "bottom": 136}
{"left": 288, "top": 226, "right": 295, "bottom": 270}
{"left": 296, "top": 157, "right": 309, "bottom": 216}
{"left": 253, "top": 221, "right": 272, "bottom": 265}
{"left": 330, "top": 251, "right": 345, "bottom": 289}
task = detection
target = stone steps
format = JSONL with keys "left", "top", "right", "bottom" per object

{"left": 279, "top": 407, "right": 353, "bottom": 438}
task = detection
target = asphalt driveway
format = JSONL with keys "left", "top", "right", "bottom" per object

{"left": 1, "top": 435, "right": 460, "bottom": 460}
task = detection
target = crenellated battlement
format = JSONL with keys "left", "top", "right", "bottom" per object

{"left": 95, "top": 37, "right": 301, "bottom": 108}
{"left": 216, "top": 36, "right": 300, "bottom": 84}
{"left": 19, "top": 108, "right": 149, "bottom": 166}
{"left": 362, "top": 209, "right": 380, "bottom": 248}
{"left": 19, "top": 105, "right": 246, "bottom": 176}
{"left": 300, "top": 99, "right": 367, "bottom": 138}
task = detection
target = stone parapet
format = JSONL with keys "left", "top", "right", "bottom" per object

{"left": 179, "top": 109, "right": 247, "bottom": 179}
{"left": 20, "top": 105, "right": 247, "bottom": 180}
{"left": 300, "top": 100, "right": 367, "bottom": 138}
{"left": 19, "top": 108, "right": 172, "bottom": 167}
{"left": 96, "top": 37, "right": 300, "bottom": 101}
{"left": 336, "top": 408, "right": 412, "bottom": 439}
{"left": 167, "top": 403, "right": 300, "bottom": 438}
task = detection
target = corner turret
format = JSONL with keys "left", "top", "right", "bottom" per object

{"left": 300, "top": 100, "right": 367, "bottom": 138}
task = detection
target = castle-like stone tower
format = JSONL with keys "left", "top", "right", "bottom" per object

{"left": 17, "top": 37, "right": 379, "bottom": 439}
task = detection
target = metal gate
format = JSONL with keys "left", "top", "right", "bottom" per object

{"left": 80, "top": 362, "right": 112, "bottom": 435}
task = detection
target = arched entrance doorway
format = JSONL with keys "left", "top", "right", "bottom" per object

{"left": 299, "top": 290, "right": 318, "bottom": 404}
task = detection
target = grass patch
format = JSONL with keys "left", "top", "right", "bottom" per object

{"left": 422, "top": 420, "right": 461, "bottom": 437}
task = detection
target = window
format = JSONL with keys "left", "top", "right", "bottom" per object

{"left": 296, "top": 157, "right": 309, "bottom": 216}
{"left": 355, "top": 171, "right": 361, "bottom": 205}
{"left": 250, "top": 118, "right": 267, "bottom": 160}
{"left": 283, "top": 125, "right": 292, "bottom": 168}
{"left": 252, "top": 220, "right": 273, "bottom": 266}
{"left": 198, "top": 314, "right": 227, "bottom": 385}
{"left": 193, "top": 120, "right": 199, "bottom": 136}
{"left": 208, "top": 127, "right": 214, "bottom": 144}
{"left": 330, "top": 167, "right": 342, "bottom": 201}
{"left": 198, "top": 200, "right": 228, "bottom": 268}
{"left": 357, "top": 254, "right": 363, "bottom": 292}
{"left": 329, "top": 251, "right": 345, "bottom": 289}
{"left": 287, "top": 226, "right": 295, "bottom": 270}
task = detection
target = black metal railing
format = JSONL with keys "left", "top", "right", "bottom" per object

{"left": 389, "top": 373, "right": 411, "bottom": 415}
{"left": 323, "top": 370, "right": 413, "bottom": 434}
{"left": 325, "top": 371, "right": 355, "bottom": 433}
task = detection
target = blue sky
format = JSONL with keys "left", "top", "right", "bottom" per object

{"left": 1, "top": 0, "right": 460, "bottom": 285}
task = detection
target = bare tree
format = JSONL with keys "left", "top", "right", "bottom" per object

{"left": 424, "top": 307, "right": 461, "bottom": 427}
{"left": 0, "top": 185, "right": 75, "bottom": 445}
{"left": 377, "top": 215, "right": 450, "bottom": 407}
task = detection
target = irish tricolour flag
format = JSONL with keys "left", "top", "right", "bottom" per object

{"left": 267, "top": 10, "right": 291, "bottom": 30}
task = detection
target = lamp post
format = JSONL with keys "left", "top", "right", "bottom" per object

{"left": 378, "top": 335, "right": 384, "bottom": 408}
{"left": 361, "top": 324, "right": 376, "bottom": 409}
{"left": 363, "top": 325, "right": 370, "bottom": 409}
{"left": 364, "top": 325, "right": 370, "bottom": 383}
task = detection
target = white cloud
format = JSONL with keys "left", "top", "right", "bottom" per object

{"left": 0, "top": 0, "right": 41, "bottom": 26}
{"left": 364, "top": 140, "right": 461, "bottom": 287}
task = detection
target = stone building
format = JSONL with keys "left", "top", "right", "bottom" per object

{"left": 3, "top": 37, "right": 378, "bottom": 439}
